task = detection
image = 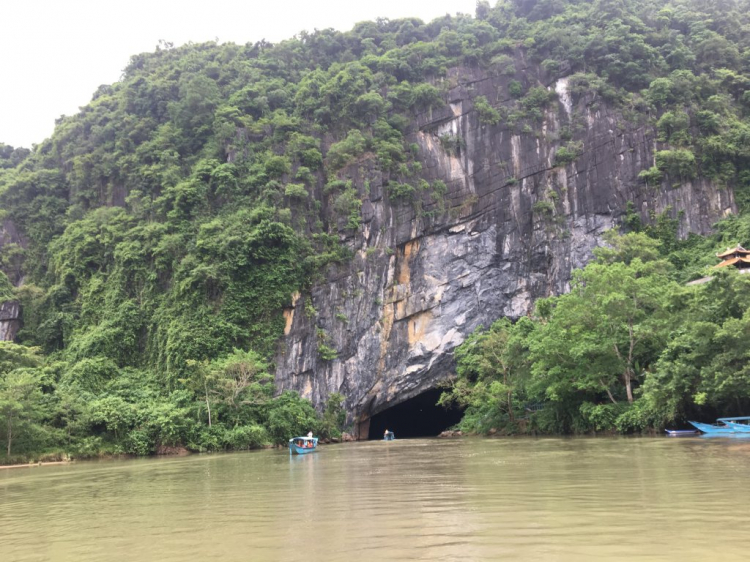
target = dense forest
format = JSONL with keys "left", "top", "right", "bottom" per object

{"left": 1, "top": 0, "right": 749, "bottom": 461}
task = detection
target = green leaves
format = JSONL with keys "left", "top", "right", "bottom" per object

{"left": 441, "top": 317, "right": 534, "bottom": 433}
{"left": 0, "top": 343, "right": 45, "bottom": 457}
{"left": 326, "top": 129, "right": 367, "bottom": 170}
{"left": 0, "top": 271, "right": 14, "bottom": 300}
{"left": 655, "top": 149, "right": 697, "bottom": 181}
{"left": 473, "top": 95, "right": 501, "bottom": 125}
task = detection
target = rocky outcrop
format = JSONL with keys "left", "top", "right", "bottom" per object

{"left": 0, "top": 217, "right": 25, "bottom": 342}
{"left": 0, "top": 218, "right": 27, "bottom": 286}
{"left": 0, "top": 300, "right": 21, "bottom": 342}
{"left": 275, "top": 63, "right": 734, "bottom": 436}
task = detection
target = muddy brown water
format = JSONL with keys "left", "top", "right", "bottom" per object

{"left": 2, "top": 437, "right": 749, "bottom": 561}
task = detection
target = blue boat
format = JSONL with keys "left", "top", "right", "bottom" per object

{"left": 383, "top": 430, "right": 395, "bottom": 441}
{"left": 717, "top": 417, "right": 750, "bottom": 433}
{"left": 289, "top": 436, "right": 318, "bottom": 454}
{"left": 688, "top": 420, "right": 736, "bottom": 434}
{"left": 688, "top": 416, "right": 750, "bottom": 434}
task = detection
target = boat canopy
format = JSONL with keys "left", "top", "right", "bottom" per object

{"left": 717, "top": 416, "right": 750, "bottom": 422}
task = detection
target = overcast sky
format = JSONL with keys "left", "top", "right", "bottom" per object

{"left": 1, "top": 0, "right": 478, "bottom": 148}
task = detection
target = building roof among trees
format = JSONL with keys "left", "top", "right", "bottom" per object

{"left": 716, "top": 245, "right": 750, "bottom": 259}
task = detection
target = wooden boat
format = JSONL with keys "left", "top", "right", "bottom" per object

{"left": 289, "top": 436, "right": 318, "bottom": 454}
{"left": 383, "top": 431, "right": 395, "bottom": 441}
{"left": 665, "top": 429, "right": 699, "bottom": 436}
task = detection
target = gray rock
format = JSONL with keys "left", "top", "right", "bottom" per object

{"left": 0, "top": 300, "right": 21, "bottom": 342}
{"left": 273, "top": 65, "right": 734, "bottom": 437}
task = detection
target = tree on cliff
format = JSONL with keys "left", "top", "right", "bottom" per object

{"left": 530, "top": 253, "right": 675, "bottom": 406}
{"left": 0, "top": 343, "right": 44, "bottom": 457}
{"left": 440, "top": 317, "right": 534, "bottom": 432}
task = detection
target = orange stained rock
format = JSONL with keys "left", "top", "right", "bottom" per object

{"left": 397, "top": 239, "right": 420, "bottom": 285}
{"left": 408, "top": 311, "right": 433, "bottom": 345}
{"left": 283, "top": 308, "right": 295, "bottom": 335}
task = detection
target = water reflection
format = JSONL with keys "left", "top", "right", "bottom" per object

{"left": 2, "top": 437, "right": 750, "bottom": 561}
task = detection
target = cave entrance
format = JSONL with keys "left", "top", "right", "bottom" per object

{"left": 366, "top": 388, "right": 464, "bottom": 439}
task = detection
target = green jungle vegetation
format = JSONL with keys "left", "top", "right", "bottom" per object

{"left": 439, "top": 222, "right": 750, "bottom": 435}
{"left": 1, "top": 0, "right": 749, "bottom": 461}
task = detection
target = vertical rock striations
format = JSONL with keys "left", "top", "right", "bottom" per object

{"left": 0, "top": 300, "right": 21, "bottom": 342}
{"left": 275, "top": 63, "right": 734, "bottom": 434}
{"left": 0, "top": 218, "right": 25, "bottom": 342}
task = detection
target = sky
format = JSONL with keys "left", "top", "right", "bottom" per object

{"left": 0, "top": 0, "right": 478, "bottom": 148}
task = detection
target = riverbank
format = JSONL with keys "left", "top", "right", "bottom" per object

{"left": 0, "top": 460, "right": 71, "bottom": 470}
{"left": 0, "top": 434, "right": 357, "bottom": 468}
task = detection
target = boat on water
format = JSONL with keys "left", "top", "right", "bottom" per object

{"left": 289, "top": 436, "right": 318, "bottom": 454}
{"left": 687, "top": 421, "right": 736, "bottom": 434}
{"left": 688, "top": 416, "right": 750, "bottom": 435}
{"left": 717, "top": 417, "right": 750, "bottom": 432}
{"left": 665, "top": 429, "right": 699, "bottom": 436}
{"left": 383, "top": 430, "right": 395, "bottom": 441}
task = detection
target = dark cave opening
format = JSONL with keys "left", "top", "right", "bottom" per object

{"left": 367, "top": 388, "right": 464, "bottom": 439}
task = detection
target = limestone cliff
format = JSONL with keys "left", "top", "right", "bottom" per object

{"left": 0, "top": 219, "right": 24, "bottom": 342}
{"left": 0, "top": 300, "right": 21, "bottom": 342}
{"left": 275, "top": 63, "right": 734, "bottom": 436}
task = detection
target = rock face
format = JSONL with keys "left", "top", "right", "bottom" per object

{"left": 0, "top": 218, "right": 27, "bottom": 286}
{"left": 0, "top": 300, "right": 21, "bottom": 342}
{"left": 0, "top": 217, "right": 26, "bottom": 342}
{"left": 275, "top": 63, "right": 734, "bottom": 436}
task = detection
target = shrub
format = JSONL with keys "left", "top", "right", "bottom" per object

{"left": 266, "top": 391, "right": 319, "bottom": 445}
{"left": 412, "top": 83, "right": 444, "bottom": 110}
{"left": 521, "top": 87, "right": 553, "bottom": 110}
{"left": 0, "top": 271, "right": 13, "bottom": 300}
{"left": 294, "top": 166, "right": 314, "bottom": 184}
{"left": 318, "top": 344, "right": 338, "bottom": 361}
{"left": 490, "top": 54, "right": 515, "bottom": 76}
{"left": 284, "top": 183, "right": 308, "bottom": 198}
{"left": 387, "top": 182, "right": 416, "bottom": 200}
{"left": 326, "top": 130, "right": 367, "bottom": 170}
{"left": 638, "top": 166, "right": 663, "bottom": 187}
{"left": 225, "top": 424, "right": 269, "bottom": 450}
{"left": 474, "top": 95, "right": 501, "bottom": 125}
{"left": 333, "top": 186, "right": 361, "bottom": 230}
{"left": 264, "top": 155, "right": 291, "bottom": 178}
{"left": 553, "top": 143, "right": 582, "bottom": 167}
{"left": 614, "top": 404, "right": 652, "bottom": 434}
{"left": 655, "top": 149, "right": 696, "bottom": 180}
{"left": 532, "top": 200, "right": 554, "bottom": 216}
{"left": 646, "top": 77, "right": 674, "bottom": 107}
{"left": 124, "top": 428, "right": 154, "bottom": 456}
{"left": 578, "top": 402, "right": 628, "bottom": 432}
{"left": 439, "top": 134, "right": 464, "bottom": 155}
{"left": 300, "top": 148, "right": 323, "bottom": 169}
{"left": 320, "top": 393, "right": 347, "bottom": 439}
{"left": 324, "top": 179, "right": 350, "bottom": 194}
{"left": 656, "top": 111, "right": 690, "bottom": 145}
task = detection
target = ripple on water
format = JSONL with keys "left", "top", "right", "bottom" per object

{"left": 2, "top": 438, "right": 750, "bottom": 561}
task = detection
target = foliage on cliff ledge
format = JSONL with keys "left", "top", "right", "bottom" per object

{"left": 0, "top": 0, "right": 749, "bottom": 458}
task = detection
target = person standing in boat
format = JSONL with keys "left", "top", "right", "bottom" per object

{"left": 307, "top": 431, "right": 313, "bottom": 438}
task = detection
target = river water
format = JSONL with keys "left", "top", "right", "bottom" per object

{"left": 2, "top": 437, "right": 749, "bottom": 561}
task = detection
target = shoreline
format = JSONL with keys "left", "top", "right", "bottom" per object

{"left": 0, "top": 433, "right": 680, "bottom": 469}
{"left": 0, "top": 460, "right": 71, "bottom": 470}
